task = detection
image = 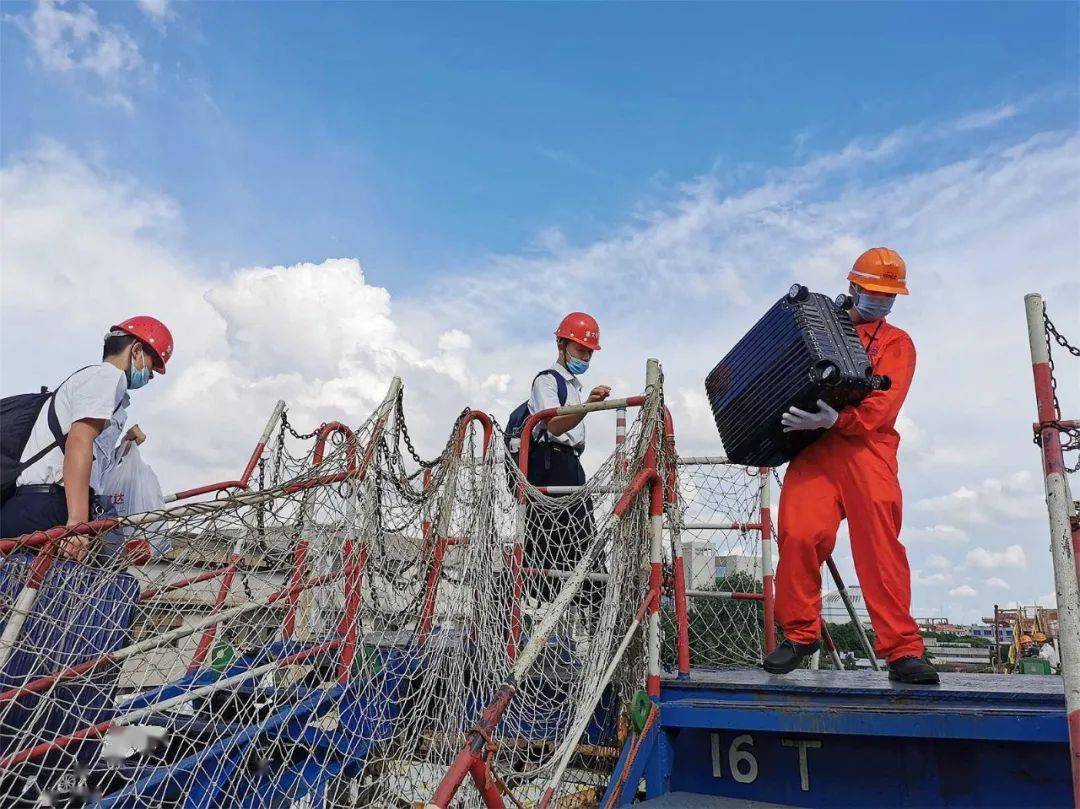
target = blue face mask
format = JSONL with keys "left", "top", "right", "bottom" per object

{"left": 127, "top": 352, "right": 151, "bottom": 390}
{"left": 853, "top": 288, "right": 895, "bottom": 321}
{"left": 566, "top": 356, "right": 590, "bottom": 376}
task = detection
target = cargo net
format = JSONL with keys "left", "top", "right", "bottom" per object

{"left": 0, "top": 378, "right": 665, "bottom": 808}
{"left": 664, "top": 461, "right": 766, "bottom": 668}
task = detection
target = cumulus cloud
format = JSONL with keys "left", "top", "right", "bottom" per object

{"left": 913, "top": 570, "right": 954, "bottom": 587}
{"left": 913, "top": 472, "right": 1044, "bottom": 527}
{"left": 986, "top": 577, "right": 1011, "bottom": 590}
{"left": 966, "top": 545, "right": 1027, "bottom": 570}
{"left": 15, "top": 0, "right": 142, "bottom": 79}
{"left": 949, "top": 585, "right": 978, "bottom": 598}
{"left": 902, "top": 524, "right": 969, "bottom": 544}
{"left": 926, "top": 555, "right": 952, "bottom": 571}
{"left": 0, "top": 143, "right": 482, "bottom": 489}
{"left": 2, "top": 99, "right": 1077, "bottom": 620}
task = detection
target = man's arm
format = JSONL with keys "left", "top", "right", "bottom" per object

{"left": 832, "top": 332, "right": 916, "bottom": 436}
{"left": 547, "top": 386, "right": 611, "bottom": 436}
{"left": 61, "top": 417, "right": 107, "bottom": 561}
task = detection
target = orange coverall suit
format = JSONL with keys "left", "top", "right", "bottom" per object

{"left": 775, "top": 319, "right": 924, "bottom": 663}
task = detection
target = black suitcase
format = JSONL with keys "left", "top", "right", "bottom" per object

{"left": 705, "top": 284, "right": 890, "bottom": 467}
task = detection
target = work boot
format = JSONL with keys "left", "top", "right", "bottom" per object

{"left": 763, "top": 638, "right": 821, "bottom": 674}
{"left": 888, "top": 656, "right": 939, "bottom": 684}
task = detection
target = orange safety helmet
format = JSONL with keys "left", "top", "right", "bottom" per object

{"left": 555, "top": 312, "right": 601, "bottom": 351}
{"left": 848, "top": 247, "right": 909, "bottom": 295}
{"left": 111, "top": 316, "right": 174, "bottom": 373}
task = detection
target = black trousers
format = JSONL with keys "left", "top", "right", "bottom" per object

{"left": 523, "top": 444, "right": 598, "bottom": 604}
{"left": 0, "top": 487, "right": 101, "bottom": 539}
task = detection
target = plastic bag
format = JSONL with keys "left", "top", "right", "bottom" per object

{"left": 98, "top": 443, "right": 171, "bottom": 559}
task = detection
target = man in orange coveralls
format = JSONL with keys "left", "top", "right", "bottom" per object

{"left": 763, "top": 247, "right": 939, "bottom": 684}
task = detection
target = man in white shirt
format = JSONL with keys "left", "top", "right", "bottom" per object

{"left": 1, "top": 317, "right": 173, "bottom": 560}
{"left": 523, "top": 312, "right": 610, "bottom": 603}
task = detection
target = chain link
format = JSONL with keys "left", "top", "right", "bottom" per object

{"left": 1036, "top": 308, "right": 1080, "bottom": 473}
{"left": 279, "top": 409, "right": 322, "bottom": 441}
{"left": 395, "top": 395, "right": 448, "bottom": 469}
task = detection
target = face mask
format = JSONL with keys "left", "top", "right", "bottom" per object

{"left": 127, "top": 351, "right": 151, "bottom": 390}
{"left": 853, "top": 288, "right": 895, "bottom": 321}
{"left": 566, "top": 356, "right": 590, "bottom": 376}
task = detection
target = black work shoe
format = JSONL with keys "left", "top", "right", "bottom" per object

{"left": 888, "top": 656, "right": 940, "bottom": 684}
{"left": 763, "top": 638, "right": 821, "bottom": 674}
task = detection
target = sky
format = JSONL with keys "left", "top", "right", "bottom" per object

{"left": 1, "top": 0, "right": 1078, "bottom": 626}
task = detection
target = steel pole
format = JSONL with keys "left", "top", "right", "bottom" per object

{"left": 1026, "top": 292, "right": 1080, "bottom": 806}
{"left": 760, "top": 468, "right": 776, "bottom": 654}
{"left": 824, "top": 555, "right": 879, "bottom": 670}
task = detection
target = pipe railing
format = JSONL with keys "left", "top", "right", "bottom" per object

{"left": 418, "top": 410, "right": 494, "bottom": 645}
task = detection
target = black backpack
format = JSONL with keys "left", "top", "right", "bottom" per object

{"left": 504, "top": 369, "right": 569, "bottom": 463}
{"left": 1, "top": 390, "right": 66, "bottom": 504}
{"left": 0, "top": 366, "right": 109, "bottom": 504}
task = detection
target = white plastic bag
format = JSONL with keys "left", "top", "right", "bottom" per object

{"left": 99, "top": 443, "right": 170, "bottom": 558}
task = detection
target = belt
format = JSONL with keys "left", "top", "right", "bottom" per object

{"left": 546, "top": 442, "right": 585, "bottom": 457}
{"left": 15, "top": 484, "right": 65, "bottom": 496}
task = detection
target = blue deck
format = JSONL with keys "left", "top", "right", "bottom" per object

{"left": 606, "top": 669, "right": 1071, "bottom": 808}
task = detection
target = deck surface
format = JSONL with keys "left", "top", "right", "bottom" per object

{"left": 659, "top": 667, "right": 1066, "bottom": 741}
{"left": 663, "top": 667, "right": 1063, "bottom": 699}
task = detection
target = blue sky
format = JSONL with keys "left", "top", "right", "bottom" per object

{"left": 2, "top": 1, "right": 1079, "bottom": 624}
{"left": 3, "top": 2, "right": 1076, "bottom": 286}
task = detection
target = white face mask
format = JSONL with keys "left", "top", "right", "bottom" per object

{"left": 127, "top": 347, "right": 151, "bottom": 390}
{"left": 852, "top": 288, "right": 895, "bottom": 321}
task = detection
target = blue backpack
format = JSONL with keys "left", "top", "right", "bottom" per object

{"left": 504, "top": 370, "right": 569, "bottom": 461}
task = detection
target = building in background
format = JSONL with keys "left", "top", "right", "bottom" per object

{"left": 822, "top": 585, "right": 872, "bottom": 628}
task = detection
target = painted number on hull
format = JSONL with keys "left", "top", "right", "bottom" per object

{"left": 710, "top": 734, "right": 823, "bottom": 792}
{"left": 710, "top": 734, "right": 758, "bottom": 784}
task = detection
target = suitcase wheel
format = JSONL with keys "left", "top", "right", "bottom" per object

{"left": 786, "top": 284, "right": 810, "bottom": 303}
{"left": 834, "top": 293, "right": 854, "bottom": 311}
{"left": 811, "top": 361, "right": 841, "bottom": 386}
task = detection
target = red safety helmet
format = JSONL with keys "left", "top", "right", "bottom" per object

{"left": 555, "top": 312, "right": 601, "bottom": 351}
{"left": 111, "top": 316, "right": 174, "bottom": 373}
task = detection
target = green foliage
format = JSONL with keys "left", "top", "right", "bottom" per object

{"left": 660, "top": 572, "right": 765, "bottom": 668}
{"left": 824, "top": 621, "right": 877, "bottom": 657}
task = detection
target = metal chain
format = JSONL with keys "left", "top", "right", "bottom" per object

{"left": 279, "top": 409, "right": 321, "bottom": 441}
{"left": 1037, "top": 308, "right": 1080, "bottom": 473}
{"left": 394, "top": 395, "right": 456, "bottom": 469}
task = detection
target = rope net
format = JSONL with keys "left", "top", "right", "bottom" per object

{"left": 0, "top": 370, "right": 707, "bottom": 808}
{"left": 664, "top": 462, "right": 766, "bottom": 669}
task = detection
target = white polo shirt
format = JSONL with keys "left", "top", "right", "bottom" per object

{"left": 17, "top": 364, "right": 129, "bottom": 489}
{"left": 528, "top": 363, "right": 585, "bottom": 451}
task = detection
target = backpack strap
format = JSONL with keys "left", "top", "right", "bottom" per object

{"left": 531, "top": 369, "right": 570, "bottom": 445}
{"left": 535, "top": 369, "right": 569, "bottom": 407}
{"left": 21, "top": 366, "right": 123, "bottom": 470}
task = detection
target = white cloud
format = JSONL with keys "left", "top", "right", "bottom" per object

{"left": 948, "top": 104, "right": 1020, "bottom": 133}
{"left": 2, "top": 100, "right": 1076, "bottom": 622}
{"left": 0, "top": 143, "right": 482, "bottom": 488}
{"left": 913, "top": 570, "right": 954, "bottom": 587}
{"left": 15, "top": 0, "right": 142, "bottom": 80}
{"left": 966, "top": 545, "right": 1027, "bottom": 570}
{"left": 913, "top": 471, "right": 1044, "bottom": 526}
{"left": 903, "top": 524, "right": 969, "bottom": 544}
{"left": 949, "top": 585, "right": 978, "bottom": 598}
{"left": 926, "top": 555, "right": 952, "bottom": 571}
{"left": 986, "top": 577, "right": 1011, "bottom": 590}
{"left": 136, "top": 0, "right": 171, "bottom": 24}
